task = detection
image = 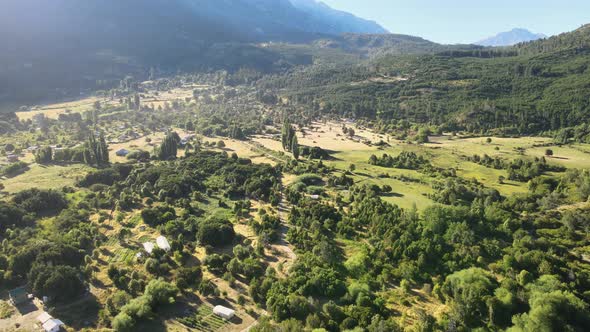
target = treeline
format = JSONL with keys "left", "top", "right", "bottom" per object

{"left": 281, "top": 119, "right": 300, "bottom": 159}
{"left": 368, "top": 151, "right": 430, "bottom": 170}
{"left": 467, "top": 154, "right": 565, "bottom": 182}
{"left": 35, "top": 132, "right": 109, "bottom": 166}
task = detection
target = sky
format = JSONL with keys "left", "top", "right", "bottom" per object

{"left": 321, "top": 0, "right": 590, "bottom": 44}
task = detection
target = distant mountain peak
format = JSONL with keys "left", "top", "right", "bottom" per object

{"left": 475, "top": 28, "right": 546, "bottom": 47}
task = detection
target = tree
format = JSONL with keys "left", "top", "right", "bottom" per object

{"left": 348, "top": 128, "right": 356, "bottom": 138}
{"left": 134, "top": 94, "right": 141, "bottom": 110}
{"left": 35, "top": 146, "right": 53, "bottom": 164}
{"left": 197, "top": 218, "right": 235, "bottom": 247}
{"left": 509, "top": 291, "right": 590, "bottom": 332}
{"left": 349, "top": 164, "right": 356, "bottom": 172}
{"left": 112, "top": 312, "right": 134, "bottom": 332}
{"left": 282, "top": 119, "right": 296, "bottom": 152}
{"left": 291, "top": 135, "right": 299, "bottom": 160}
{"left": 156, "top": 132, "right": 179, "bottom": 160}
{"left": 30, "top": 265, "right": 86, "bottom": 303}
{"left": 185, "top": 120, "right": 195, "bottom": 132}
{"left": 106, "top": 291, "right": 132, "bottom": 316}
{"left": 486, "top": 138, "right": 493, "bottom": 144}
{"left": 144, "top": 279, "right": 178, "bottom": 305}
{"left": 442, "top": 268, "right": 496, "bottom": 327}
{"left": 545, "top": 149, "right": 554, "bottom": 157}
{"left": 217, "top": 140, "right": 226, "bottom": 149}
{"left": 416, "top": 128, "right": 430, "bottom": 143}
{"left": 84, "top": 132, "right": 109, "bottom": 166}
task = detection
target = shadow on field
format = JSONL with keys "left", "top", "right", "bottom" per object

{"left": 383, "top": 192, "right": 404, "bottom": 198}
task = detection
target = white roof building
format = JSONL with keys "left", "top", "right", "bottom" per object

{"left": 143, "top": 242, "right": 155, "bottom": 254}
{"left": 156, "top": 236, "right": 171, "bottom": 251}
{"left": 37, "top": 312, "right": 52, "bottom": 324}
{"left": 42, "top": 318, "right": 64, "bottom": 332}
{"left": 213, "top": 305, "right": 235, "bottom": 320}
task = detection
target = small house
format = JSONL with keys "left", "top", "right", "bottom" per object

{"left": 213, "top": 305, "right": 235, "bottom": 320}
{"left": 116, "top": 149, "right": 130, "bottom": 157}
{"left": 37, "top": 312, "right": 53, "bottom": 324}
{"left": 143, "top": 242, "right": 155, "bottom": 254}
{"left": 42, "top": 318, "right": 64, "bottom": 332}
{"left": 310, "top": 194, "right": 320, "bottom": 200}
{"left": 156, "top": 236, "right": 171, "bottom": 252}
{"left": 8, "top": 287, "right": 28, "bottom": 305}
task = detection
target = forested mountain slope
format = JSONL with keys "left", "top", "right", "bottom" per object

{"left": 266, "top": 25, "right": 590, "bottom": 135}
{"left": 0, "top": 0, "right": 387, "bottom": 106}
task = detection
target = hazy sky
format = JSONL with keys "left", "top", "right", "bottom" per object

{"left": 321, "top": 0, "right": 590, "bottom": 44}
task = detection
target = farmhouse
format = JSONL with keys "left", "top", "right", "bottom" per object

{"left": 8, "top": 286, "right": 28, "bottom": 305}
{"left": 213, "top": 305, "right": 235, "bottom": 320}
{"left": 37, "top": 312, "right": 53, "bottom": 324}
{"left": 42, "top": 318, "right": 64, "bottom": 332}
{"left": 156, "top": 236, "right": 171, "bottom": 251}
{"left": 116, "top": 148, "right": 130, "bottom": 157}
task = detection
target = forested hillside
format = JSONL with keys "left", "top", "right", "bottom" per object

{"left": 0, "top": 0, "right": 389, "bottom": 106}
{"left": 264, "top": 25, "right": 590, "bottom": 135}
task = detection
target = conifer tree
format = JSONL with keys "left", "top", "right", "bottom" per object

{"left": 291, "top": 135, "right": 299, "bottom": 160}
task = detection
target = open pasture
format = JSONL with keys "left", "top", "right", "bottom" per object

{"left": 203, "top": 137, "right": 277, "bottom": 165}
{"left": 15, "top": 96, "right": 107, "bottom": 121}
{"left": 253, "top": 121, "right": 590, "bottom": 210}
{"left": 0, "top": 163, "right": 91, "bottom": 194}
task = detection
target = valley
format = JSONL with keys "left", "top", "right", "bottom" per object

{"left": 0, "top": 76, "right": 589, "bottom": 331}
{"left": 0, "top": 1, "right": 589, "bottom": 332}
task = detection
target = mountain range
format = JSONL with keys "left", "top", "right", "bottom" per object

{"left": 289, "top": 0, "right": 388, "bottom": 34}
{"left": 475, "top": 28, "right": 546, "bottom": 46}
{"left": 0, "top": 0, "right": 390, "bottom": 105}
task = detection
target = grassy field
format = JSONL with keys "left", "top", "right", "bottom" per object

{"left": 15, "top": 96, "right": 106, "bottom": 120}
{"left": 252, "top": 121, "right": 590, "bottom": 211}
{"left": 14, "top": 84, "right": 206, "bottom": 121}
{"left": 0, "top": 163, "right": 92, "bottom": 194}
{"left": 202, "top": 137, "right": 277, "bottom": 165}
